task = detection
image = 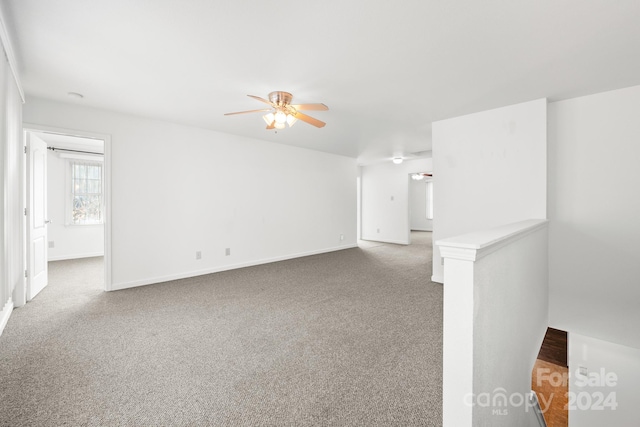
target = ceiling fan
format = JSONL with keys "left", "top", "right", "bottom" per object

{"left": 224, "top": 91, "right": 328, "bottom": 130}
{"left": 411, "top": 173, "right": 433, "bottom": 181}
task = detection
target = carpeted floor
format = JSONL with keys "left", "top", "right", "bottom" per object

{"left": 0, "top": 232, "right": 442, "bottom": 426}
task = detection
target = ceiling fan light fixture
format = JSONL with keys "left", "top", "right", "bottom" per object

{"left": 225, "top": 91, "right": 328, "bottom": 129}
{"left": 393, "top": 157, "right": 404, "bottom": 164}
{"left": 274, "top": 110, "right": 288, "bottom": 124}
{"left": 263, "top": 113, "right": 275, "bottom": 125}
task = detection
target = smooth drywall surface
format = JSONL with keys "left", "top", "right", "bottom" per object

{"left": 360, "top": 158, "right": 432, "bottom": 244}
{"left": 548, "top": 85, "right": 640, "bottom": 349}
{"left": 568, "top": 333, "right": 640, "bottom": 427}
{"left": 1, "top": 47, "right": 23, "bottom": 316}
{"left": 409, "top": 178, "right": 432, "bottom": 231}
{"left": 438, "top": 220, "right": 548, "bottom": 427}
{"left": 24, "top": 98, "right": 357, "bottom": 290}
{"left": 432, "top": 98, "right": 547, "bottom": 282}
{"left": 47, "top": 151, "right": 104, "bottom": 260}
{"left": 472, "top": 223, "right": 548, "bottom": 426}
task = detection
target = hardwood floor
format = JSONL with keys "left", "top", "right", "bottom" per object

{"left": 532, "top": 359, "right": 568, "bottom": 427}
{"left": 532, "top": 327, "right": 568, "bottom": 427}
{"left": 537, "top": 327, "right": 568, "bottom": 367}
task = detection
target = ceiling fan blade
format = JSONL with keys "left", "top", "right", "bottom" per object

{"left": 266, "top": 121, "right": 275, "bottom": 130}
{"left": 224, "top": 108, "right": 272, "bottom": 116}
{"left": 291, "top": 103, "right": 329, "bottom": 111}
{"left": 247, "top": 95, "right": 275, "bottom": 107}
{"left": 291, "top": 111, "right": 326, "bottom": 128}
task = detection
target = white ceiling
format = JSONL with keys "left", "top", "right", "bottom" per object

{"left": 3, "top": 0, "right": 640, "bottom": 164}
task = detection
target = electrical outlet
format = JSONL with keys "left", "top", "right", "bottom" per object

{"left": 340, "top": 234, "right": 344, "bottom": 241}
{"left": 390, "top": 196, "right": 394, "bottom": 201}
{"left": 48, "top": 241, "right": 55, "bottom": 248}
{"left": 377, "top": 228, "right": 380, "bottom": 233}
{"left": 225, "top": 248, "right": 231, "bottom": 256}
{"left": 195, "top": 251, "right": 201, "bottom": 260}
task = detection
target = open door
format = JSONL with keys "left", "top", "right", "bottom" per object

{"left": 26, "top": 132, "right": 49, "bottom": 300}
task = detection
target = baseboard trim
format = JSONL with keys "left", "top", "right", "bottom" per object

{"left": 431, "top": 275, "right": 444, "bottom": 284}
{"left": 0, "top": 298, "right": 14, "bottom": 337}
{"left": 360, "top": 236, "right": 409, "bottom": 245}
{"left": 48, "top": 252, "right": 104, "bottom": 262}
{"left": 110, "top": 244, "right": 358, "bottom": 292}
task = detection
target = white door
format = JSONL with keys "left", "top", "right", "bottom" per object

{"left": 26, "top": 132, "right": 49, "bottom": 300}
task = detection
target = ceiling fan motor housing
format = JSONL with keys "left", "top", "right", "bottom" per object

{"left": 269, "top": 91, "right": 293, "bottom": 107}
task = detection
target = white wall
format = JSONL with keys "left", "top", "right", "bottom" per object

{"left": 548, "top": 85, "right": 640, "bottom": 349}
{"left": 568, "top": 333, "right": 640, "bottom": 427}
{"left": 432, "top": 99, "right": 547, "bottom": 283}
{"left": 472, "top": 222, "right": 548, "bottom": 427}
{"left": 0, "top": 7, "right": 24, "bottom": 333}
{"left": 360, "top": 158, "right": 432, "bottom": 244}
{"left": 24, "top": 97, "right": 357, "bottom": 290}
{"left": 46, "top": 150, "right": 104, "bottom": 261}
{"left": 438, "top": 220, "right": 548, "bottom": 427}
{"left": 409, "top": 178, "right": 432, "bottom": 231}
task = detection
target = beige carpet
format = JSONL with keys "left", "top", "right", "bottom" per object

{"left": 0, "top": 232, "right": 442, "bottom": 426}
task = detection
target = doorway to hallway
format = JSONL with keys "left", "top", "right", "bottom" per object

{"left": 19, "top": 124, "right": 112, "bottom": 308}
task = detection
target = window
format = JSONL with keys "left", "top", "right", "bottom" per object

{"left": 69, "top": 160, "right": 103, "bottom": 224}
{"left": 426, "top": 181, "right": 433, "bottom": 220}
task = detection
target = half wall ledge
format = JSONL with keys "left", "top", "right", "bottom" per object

{"left": 436, "top": 219, "right": 548, "bottom": 262}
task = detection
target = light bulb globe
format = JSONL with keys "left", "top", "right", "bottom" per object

{"left": 275, "top": 111, "right": 287, "bottom": 124}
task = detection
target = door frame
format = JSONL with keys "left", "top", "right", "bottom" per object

{"left": 21, "top": 123, "right": 113, "bottom": 293}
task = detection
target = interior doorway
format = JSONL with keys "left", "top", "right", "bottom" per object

{"left": 20, "top": 124, "right": 112, "bottom": 305}
{"left": 408, "top": 172, "right": 433, "bottom": 245}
